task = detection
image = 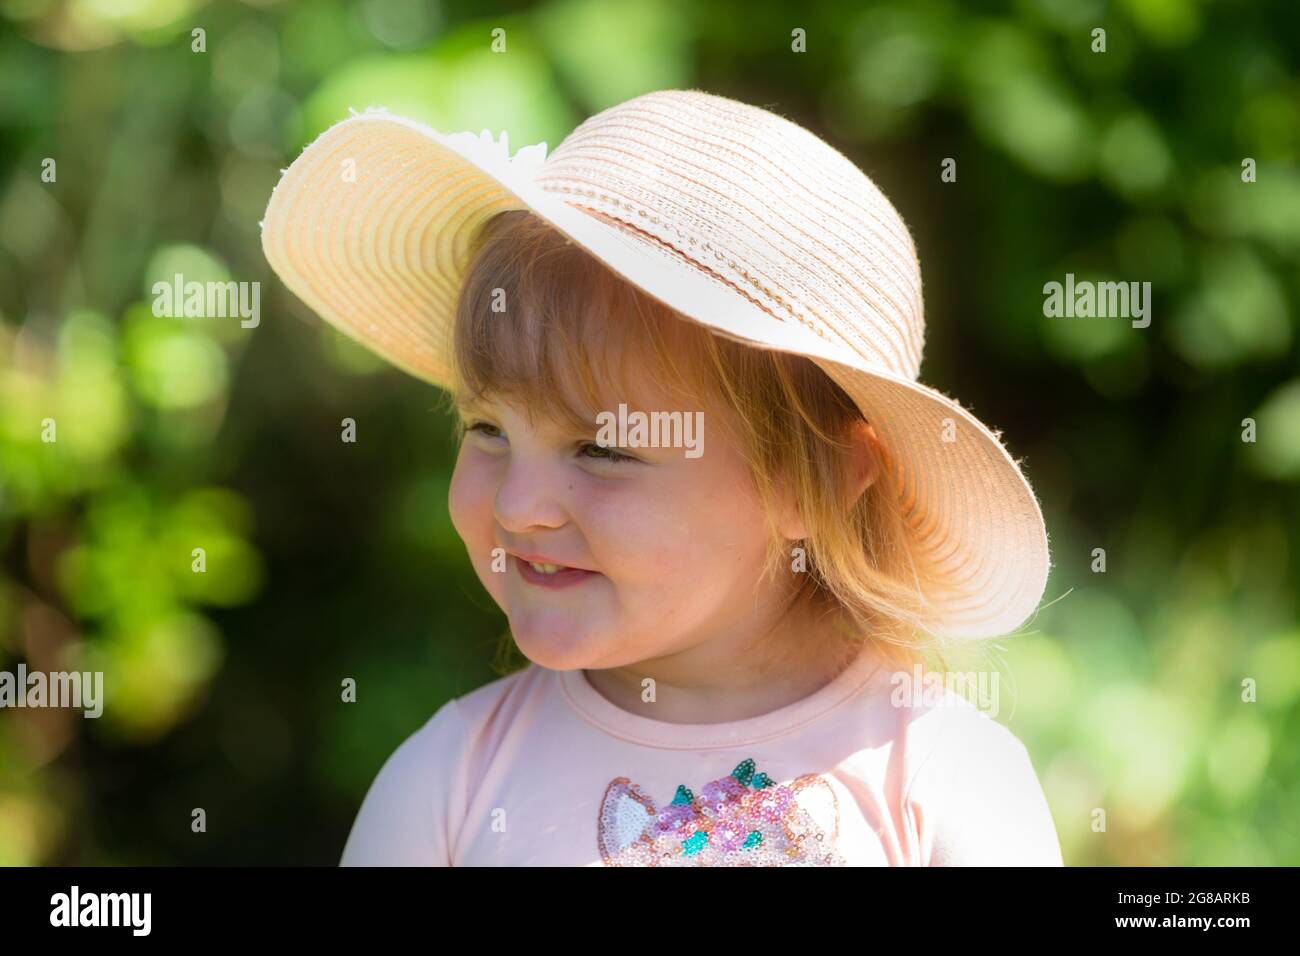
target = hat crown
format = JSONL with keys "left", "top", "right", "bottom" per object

{"left": 535, "top": 90, "right": 925, "bottom": 380}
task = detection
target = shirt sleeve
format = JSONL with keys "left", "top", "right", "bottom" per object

{"left": 904, "top": 705, "right": 1064, "bottom": 866}
{"left": 339, "top": 698, "right": 469, "bottom": 866}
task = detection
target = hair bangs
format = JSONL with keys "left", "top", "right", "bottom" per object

{"left": 450, "top": 210, "right": 714, "bottom": 433}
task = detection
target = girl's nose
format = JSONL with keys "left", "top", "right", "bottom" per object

{"left": 492, "top": 454, "right": 569, "bottom": 532}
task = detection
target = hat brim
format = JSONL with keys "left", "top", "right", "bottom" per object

{"left": 261, "top": 111, "right": 1050, "bottom": 639}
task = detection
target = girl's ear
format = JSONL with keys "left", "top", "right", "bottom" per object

{"left": 845, "top": 419, "right": 884, "bottom": 505}
{"left": 774, "top": 486, "right": 808, "bottom": 542}
{"left": 774, "top": 419, "right": 883, "bottom": 542}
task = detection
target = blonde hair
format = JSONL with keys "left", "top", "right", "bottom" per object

{"left": 444, "top": 210, "right": 965, "bottom": 682}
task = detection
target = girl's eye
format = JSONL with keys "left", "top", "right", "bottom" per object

{"left": 464, "top": 422, "right": 635, "bottom": 464}
{"left": 580, "top": 442, "right": 636, "bottom": 464}
{"left": 466, "top": 421, "right": 503, "bottom": 439}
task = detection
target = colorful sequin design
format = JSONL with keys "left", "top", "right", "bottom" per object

{"left": 597, "top": 758, "right": 844, "bottom": 866}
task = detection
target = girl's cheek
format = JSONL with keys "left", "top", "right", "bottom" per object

{"left": 448, "top": 449, "right": 496, "bottom": 549}
{"left": 578, "top": 477, "right": 690, "bottom": 573}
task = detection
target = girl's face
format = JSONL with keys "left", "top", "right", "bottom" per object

{"left": 448, "top": 374, "right": 795, "bottom": 673}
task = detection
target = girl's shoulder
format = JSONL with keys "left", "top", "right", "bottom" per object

{"left": 863, "top": 665, "right": 1042, "bottom": 801}
{"left": 874, "top": 665, "right": 1025, "bottom": 755}
{"left": 378, "top": 663, "right": 547, "bottom": 776}
{"left": 873, "top": 676, "right": 1062, "bottom": 864}
{"left": 448, "top": 660, "right": 551, "bottom": 733}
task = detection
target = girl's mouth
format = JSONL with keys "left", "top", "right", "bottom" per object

{"left": 515, "top": 556, "right": 599, "bottom": 589}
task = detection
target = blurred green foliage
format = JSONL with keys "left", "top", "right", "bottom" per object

{"left": 1, "top": 0, "right": 1297, "bottom": 865}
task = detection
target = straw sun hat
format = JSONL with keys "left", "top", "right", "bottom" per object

{"left": 259, "top": 88, "right": 1050, "bottom": 639}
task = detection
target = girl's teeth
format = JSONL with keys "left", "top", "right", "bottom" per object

{"left": 529, "top": 561, "right": 563, "bottom": 574}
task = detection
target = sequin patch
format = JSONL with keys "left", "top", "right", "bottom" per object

{"left": 597, "top": 758, "right": 844, "bottom": 866}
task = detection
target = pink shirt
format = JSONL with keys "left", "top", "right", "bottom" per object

{"left": 340, "top": 648, "right": 1064, "bottom": 866}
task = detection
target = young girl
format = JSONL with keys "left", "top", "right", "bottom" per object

{"left": 261, "top": 89, "right": 1062, "bottom": 866}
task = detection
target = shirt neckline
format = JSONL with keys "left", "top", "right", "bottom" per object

{"left": 557, "top": 643, "right": 886, "bottom": 750}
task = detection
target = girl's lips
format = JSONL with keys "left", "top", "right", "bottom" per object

{"left": 515, "top": 555, "right": 599, "bottom": 589}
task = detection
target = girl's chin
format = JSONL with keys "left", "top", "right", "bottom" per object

{"left": 509, "top": 619, "right": 609, "bottom": 671}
